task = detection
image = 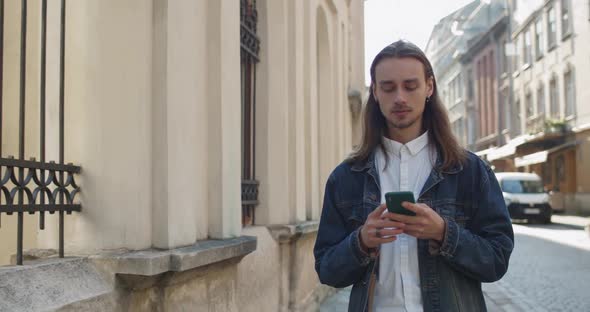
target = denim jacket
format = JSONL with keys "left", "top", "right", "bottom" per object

{"left": 313, "top": 151, "right": 514, "bottom": 312}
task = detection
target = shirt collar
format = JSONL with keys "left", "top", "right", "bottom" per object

{"left": 382, "top": 131, "right": 430, "bottom": 157}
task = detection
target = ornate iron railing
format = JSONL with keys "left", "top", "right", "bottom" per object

{"left": 241, "top": 179, "right": 259, "bottom": 225}
{"left": 0, "top": 0, "right": 80, "bottom": 265}
{"left": 240, "top": 0, "right": 260, "bottom": 226}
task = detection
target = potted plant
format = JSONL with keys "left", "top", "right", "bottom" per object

{"left": 544, "top": 118, "right": 567, "bottom": 134}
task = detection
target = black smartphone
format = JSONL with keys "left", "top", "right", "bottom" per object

{"left": 385, "top": 191, "right": 416, "bottom": 216}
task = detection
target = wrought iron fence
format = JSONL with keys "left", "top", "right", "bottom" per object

{"left": 0, "top": 0, "right": 80, "bottom": 265}
{"left": 241, "top": 0, "right": 260, "bottom": 226}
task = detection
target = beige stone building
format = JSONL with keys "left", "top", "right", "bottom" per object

{"left": 0, "top": 0, "right": 365, "bottom": 311}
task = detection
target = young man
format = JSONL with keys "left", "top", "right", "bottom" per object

{"left": 313, "top": 40, "right": 514, "bottom": 312}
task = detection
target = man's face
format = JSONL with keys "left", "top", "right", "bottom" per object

{"left": 372, "top": 57, "right": 433, "bottom": 131}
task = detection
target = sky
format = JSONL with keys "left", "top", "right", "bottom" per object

{"left": 364, "top": 0, "right": 476, "bottom": 85}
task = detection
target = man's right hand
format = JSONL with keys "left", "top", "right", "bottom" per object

{"left": 359, "top": 203, "right": 405, "bottom": 251}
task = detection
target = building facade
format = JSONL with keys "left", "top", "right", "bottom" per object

{"left": 0, "top": 0, "right": 365, "bottom": 310}
{"left": 488, "top": 0, "right": 590, "bottom": 213}
{"left": 426, "top": 0, "right": 508, "bottom": 150}
{"left": 429, "top": 0, "right": 590, "bottom": 213}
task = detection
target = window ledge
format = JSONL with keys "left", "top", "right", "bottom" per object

{"left": 0, "top": 258, "right": 111, "bottom": 311}
{"left": 92, "top": 236, "right": 257, "bottom": 276}
{"left": 267, "top": 220, "right": 319, "bottom": 244}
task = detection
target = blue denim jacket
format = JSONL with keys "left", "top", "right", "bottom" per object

{"left": 313, "top": 151, "right": 514, "bottom": 312}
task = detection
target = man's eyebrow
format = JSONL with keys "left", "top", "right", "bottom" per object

{"left": 378, "top": 78, "right": 420, "bottom": 85}
{"left": 403, "top": 78, "right": 420, "bottom": 84}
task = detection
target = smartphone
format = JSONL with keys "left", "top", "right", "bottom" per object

{"left": 385, "top": 191, "right": 416, "bottom": 216}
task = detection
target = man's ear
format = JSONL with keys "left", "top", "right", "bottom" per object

{"left": 426, "top": 76, "right": 434, "bottom": 97}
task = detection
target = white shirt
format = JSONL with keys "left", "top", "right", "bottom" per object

{"left": 373, "top": 131, "right": 436, "bottom": 312}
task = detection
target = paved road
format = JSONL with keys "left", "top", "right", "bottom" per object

{"left": 497, "top": 216, "right": 590, "bottom": 311}
{"left": 319, "top": 215, "right": 590, "bottom": 311}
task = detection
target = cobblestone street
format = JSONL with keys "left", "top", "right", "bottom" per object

{"left": 320, "top": 215, "right": 590, "bottom": 311}
{"left": 497, "top": 215, "right": 590, "bottom": 311}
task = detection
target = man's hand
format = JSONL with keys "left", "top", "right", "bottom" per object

{"left": 383, "top": 202, "right": 446, "bottom": 242}
{"left": 359, "top": 203, "right": 405, "bottom": 250}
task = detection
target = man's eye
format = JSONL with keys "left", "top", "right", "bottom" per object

{"left": 382, "top": 87, "right": 394, "bottom": 93}
{"left": 406, "top": 85, "right": 417, "bottom": 91}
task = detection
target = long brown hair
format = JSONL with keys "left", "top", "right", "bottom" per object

{"left": 349, "top": 40, "right": 466, "bottom": 171}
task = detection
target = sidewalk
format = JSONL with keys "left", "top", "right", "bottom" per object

{"left": 552, "top": 214, "right": 590, "bottom": 237}
{"left": 551, "top": 214, "right": 590, "bottom": 228}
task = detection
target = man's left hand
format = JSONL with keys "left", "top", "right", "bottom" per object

{"left": 382, "top": 202, "right": 446, "bottom": 242}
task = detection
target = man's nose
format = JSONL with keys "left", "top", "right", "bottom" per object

{"left": 394, "top": 91, "right": 407, "bottom": 104}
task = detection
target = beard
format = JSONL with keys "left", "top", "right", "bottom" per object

{"left": 387, "top": 114, "right": 420, "bottom": 130}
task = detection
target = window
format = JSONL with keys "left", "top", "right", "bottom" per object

{"left": 523, "top": 29, "right": 532, "bottom": 66}
{"left": 535, "top": 17, "right": 544, "bottom": 58}
{"left": 499, "top": 90, "right": 507, "bottom": 131}
{"left": 501, "top": 180, "right": 545, "bottom": 194}
{"left": 457, "top": 73, "right": 463, "bottom": 101}
{"left": 240, "top": 0, "right": 260, "bottom": 226}
{"left": 549, "top": 76, "right": 559, "bottom": 118}
{"left": 514, "top": 36, "right": 521, "bottom": 71}
{"left": 561, "top": 0, "right": 571, "bottom": 37}
{"left": 502, "top": 39, "right": 509, "bottom": 74}
{"left": 467, "top": 69, "right": 474, "bottom": 100}
{"left": 516, "top": 98, "right": 522, "bottom": 134}
{"left": 564, "top": 69, "right": 575, "bottom": 117}
{"left": 525, "top": 91, "right": 533, "bottom": 119}
{"left": 547, "top": 7, "right": 557, "bottom": 48}
{"left": 537, "top": 84, "right": 545, "bottom": 115}
{"left": 504, "top": 90, "right": 512, "bottom": 132}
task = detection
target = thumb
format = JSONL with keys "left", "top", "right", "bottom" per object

{"left": 369, "top": 203, "right": 387, "bottom": 218}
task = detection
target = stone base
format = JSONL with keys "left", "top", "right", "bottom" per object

{"left": 0, "top": 227, "right": 329, "bottom": 312}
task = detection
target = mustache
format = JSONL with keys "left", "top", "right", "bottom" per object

{"left": 391, "top": 106, "right": 412, "bottom": 112}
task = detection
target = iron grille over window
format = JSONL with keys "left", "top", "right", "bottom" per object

{"left": 240, "top": 0, "right": 260, "bottom": 226}
{"left": 0, "top": 0, "right": 81, "bottom": 265}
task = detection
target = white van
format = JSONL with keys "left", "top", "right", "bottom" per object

{"left": 495, "top": 172, "right": 552, "bottom": 223}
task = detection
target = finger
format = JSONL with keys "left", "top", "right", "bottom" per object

{"left": 378, "top": 228, "right": 404, "bottom": 237}
{"left": 369, "top": 203, "right": 387, "bottom": 218}
{"left": 404, "top": 231, "right": 423, "bottom": 239}
{"left": 382, "top": 212, "right": 414, "bottom": 224}
{"left": 376, "top": 236, "right": 398, "bottom": 244}
{"left": 401, "top": 202, "right": 424, "bottom": 214}
{"left": 403, "top": 224, "right": 426, "bottom": 232}
{"left": 374, "top": 219, "right": 406, "bottom": 229}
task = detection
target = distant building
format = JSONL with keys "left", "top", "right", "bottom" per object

{"left": 426, "top": 0, "right": 509, "bottom": 150}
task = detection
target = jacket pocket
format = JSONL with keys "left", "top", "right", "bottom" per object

{"left": 336, "top": 201, "right": 365, "bottom": 231}
{"left": 430, "top": 199, "right": 470, "bottom": 227}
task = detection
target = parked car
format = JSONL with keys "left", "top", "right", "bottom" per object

{"left": 495, "top": 172, "right": 552, "bottom": 224}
